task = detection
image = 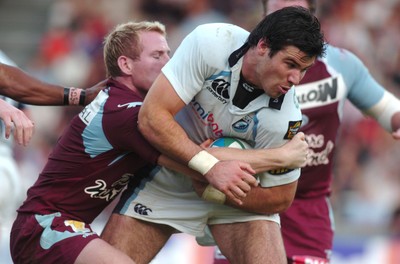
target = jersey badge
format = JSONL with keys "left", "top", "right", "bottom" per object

{"left": 232, "top": 115, "right": 252, "bottom": 133}
{"left": 284, "top": 120, "right": 302, "bottom": 140}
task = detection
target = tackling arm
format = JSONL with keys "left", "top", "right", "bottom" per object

{"left": 191, "top": 133, "right": 308, "bottom": 213}
{"left": 0, "top": 63, "right": 104, "bottom": 106}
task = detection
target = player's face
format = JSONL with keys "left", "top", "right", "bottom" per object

{"left": 255, "top": 44, "right": 315, "bottom": 99}
{"left": 267, "top": 0, "right": 309, "bottom": 15}
{"left": 130, "top": 31, "right": 170, "bottom": 95}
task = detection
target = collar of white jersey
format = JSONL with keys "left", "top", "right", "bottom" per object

{"left": 229, "top": 42, "right": 250, "bottom": 67}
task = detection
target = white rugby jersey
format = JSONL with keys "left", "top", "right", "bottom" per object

{"left": 163, "top": 23, "right": 303, "bottom": 187}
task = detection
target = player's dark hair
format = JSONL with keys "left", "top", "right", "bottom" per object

{"left": 247, "top": 6, "right": 325, "bottom": 58}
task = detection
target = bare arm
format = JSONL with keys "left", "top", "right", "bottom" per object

{"left": 207, "top": 132, "right": 309, "bottom": 172}
{"left": 158, "top": 132, "right": 307, "bottom": 207}
{"left": 0, "top": 63, "right": 104, "bottom": 106}
{"left": 165, "top": 147, "right": 299, "bottom": 212}
{"left": 0, "top": 63, "right": 64, "bottom": 105}
{"left": 138, "top": 74, "right": 258, "bottom": 202}
{"left": 192, "top": 179, "right": 297, "bottom": 214}
{"left": 190, "top": 134, "right": 307, "bottom": 213}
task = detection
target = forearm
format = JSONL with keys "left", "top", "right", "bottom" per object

{"left": 193, "top": 179, "right": 297, "bottom": 214}
{"left": 0, "top": 64, "right": 64, "bottom": 105}
{"left": 207, "top": 133, "right": 308, "bottom": 171}
{"left": 138, "top": 75, "right": 203, "bottom": 163}
{"left": 227, "top": 181, "right": 297, "bottom": 214}
{"left": 207, "top": 147, "right": 287, "bottom": 173}
{"left": 139, "top": 110, "right": 202, "bottom": 163}
{"left": 157, "top": 155, "right": 207, "bottom": 183}
{"left": 0, "top": 64, "right": 105, "bottom": 106}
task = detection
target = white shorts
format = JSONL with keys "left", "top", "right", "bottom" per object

{"left": 117, "top": 166, "right": 280, "bottom": 237}
{"left": 0, "top": 148, "right": 23, "bottom": 222}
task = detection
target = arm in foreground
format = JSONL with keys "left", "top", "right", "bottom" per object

{"left": 0, "top": 63, "right": 104, "bottom": 106}
{"left": 192, "top": 133, "right": 308, "bottom": 213}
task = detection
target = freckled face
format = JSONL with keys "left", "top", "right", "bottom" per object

{"left": 130, "top": 31, "right": 170, "bottom": 94}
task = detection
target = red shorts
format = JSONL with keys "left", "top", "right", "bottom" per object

{"left": 281, "top": 196, "right": 334, "bottom": 259}
{"left": 10, "top": 212, "right": 98, "bottom": 264}
{"left": 213, "top": 196, "right": 333, "bottom": 263}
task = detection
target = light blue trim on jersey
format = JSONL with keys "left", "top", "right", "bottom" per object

{"left": 323, "top": 45, "right": 385, "bottom": 110}
{"left": 205, "top": 71, "right": 231, "bottom": 81}
{"left": 118, "top": 166, "right": 160, "bottom": 215}
{"left": 108, "top": 152, "right": 130, "bottom": 166}
{"left": 35, "top": 212, "right": 96, "bottom": 250}
{"left": 82, "top": 97, "right": 113, "bottom": 158}
{"left": 252, "top": 111, "right": 259, "bottom": 143}
{"left": 325, "top": 196, "right": 335, "bottom": 232}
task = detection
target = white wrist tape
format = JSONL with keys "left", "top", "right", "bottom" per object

{"left": 188, "top": 150, "right": 219, "bottom": 175}
{"left": 365, "top": 91, "right": 400, "bottom": 131}
{"left": 201, "top": 184, "right": 226, "bottom": 204}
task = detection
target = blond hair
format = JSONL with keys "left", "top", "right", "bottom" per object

{"left": 103, "top": 21, "right": 166, "bottom": 78}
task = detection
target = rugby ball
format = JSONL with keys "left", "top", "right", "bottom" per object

{"left": 211, "top": 137, "right": 252, "bottom": 149}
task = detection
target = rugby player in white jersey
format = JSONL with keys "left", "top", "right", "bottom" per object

{"left": 213, "top": 1, "right": 400, "bottom": 263}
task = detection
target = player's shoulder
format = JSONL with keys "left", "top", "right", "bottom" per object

{"left": 323, "top": 44, "right": 363, "bottom": 66}
{"left": 192, "top": 23, "right": 249, "bottom": 49}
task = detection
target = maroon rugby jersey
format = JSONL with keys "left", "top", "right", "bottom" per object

{"left": 281, "top": 45, "right": 387, "bottom": 259}
{"left": 17, "top": 79, "right": 160, "bottom": 223}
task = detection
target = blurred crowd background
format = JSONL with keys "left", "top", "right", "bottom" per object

{"left": 1, "top": 0, "right": 400, "bottom": 263}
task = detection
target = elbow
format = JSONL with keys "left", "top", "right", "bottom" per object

{"left": 260, "top": 196, "right": 293, "bottom": 215}
{"left": 273, "top": 196, "right": 294, "bottom": 214}
{"left": 138, "top": 108, "right": 151, "bottom": 136}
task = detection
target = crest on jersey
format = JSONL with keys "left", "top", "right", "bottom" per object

{"left": 284, "top": 120, "right": 302, "bottom": 139}
{"left": 232, "top": 115, "right": 252, "bottom": 133}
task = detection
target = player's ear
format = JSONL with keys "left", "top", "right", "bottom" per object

{"left": 117, "top": 55, "right": 134, "bottom": 75}
{"left": 257, "top": 39, "right": 269, "bottom": 56}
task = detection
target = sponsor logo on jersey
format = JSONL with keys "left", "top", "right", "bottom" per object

{"left": 206, "top": 78, "right": 230, "bottom": 104}
{"left": 242, "top": 82, "right": 254, "bottom": 92}
{"left": 64, "top": 220, "right": 90, "bottom": 233}
{"left": 268, "top": 168, "right": 293, "bottom": 175}
{"left": 296, "top": 76, "right": 346, "bottom": 109}
{"left": 190, "top": 99, "right": 224, "bottom": 137}
{"left": 117, "top": 102, "right": 142, "bottom": 108}
{"left": 297, "top": 77, "right": 338, "bottom": 104}
{"left": 134, "top": 203, "right": 153, "bottom": 215}
{"left": 304, "top": 134, "right": 334, "bottom": 167}
{"left": 79, "top": 91, "right": 108, "bottom": 125}
{"left": 84, "top": 173, "right": 132, "bottom": 202}
{"left": 232, "top": 115, "right": 252, "bottom": 133}
{"left": 284, "top": 120, "right": 302, "bottom": 140}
